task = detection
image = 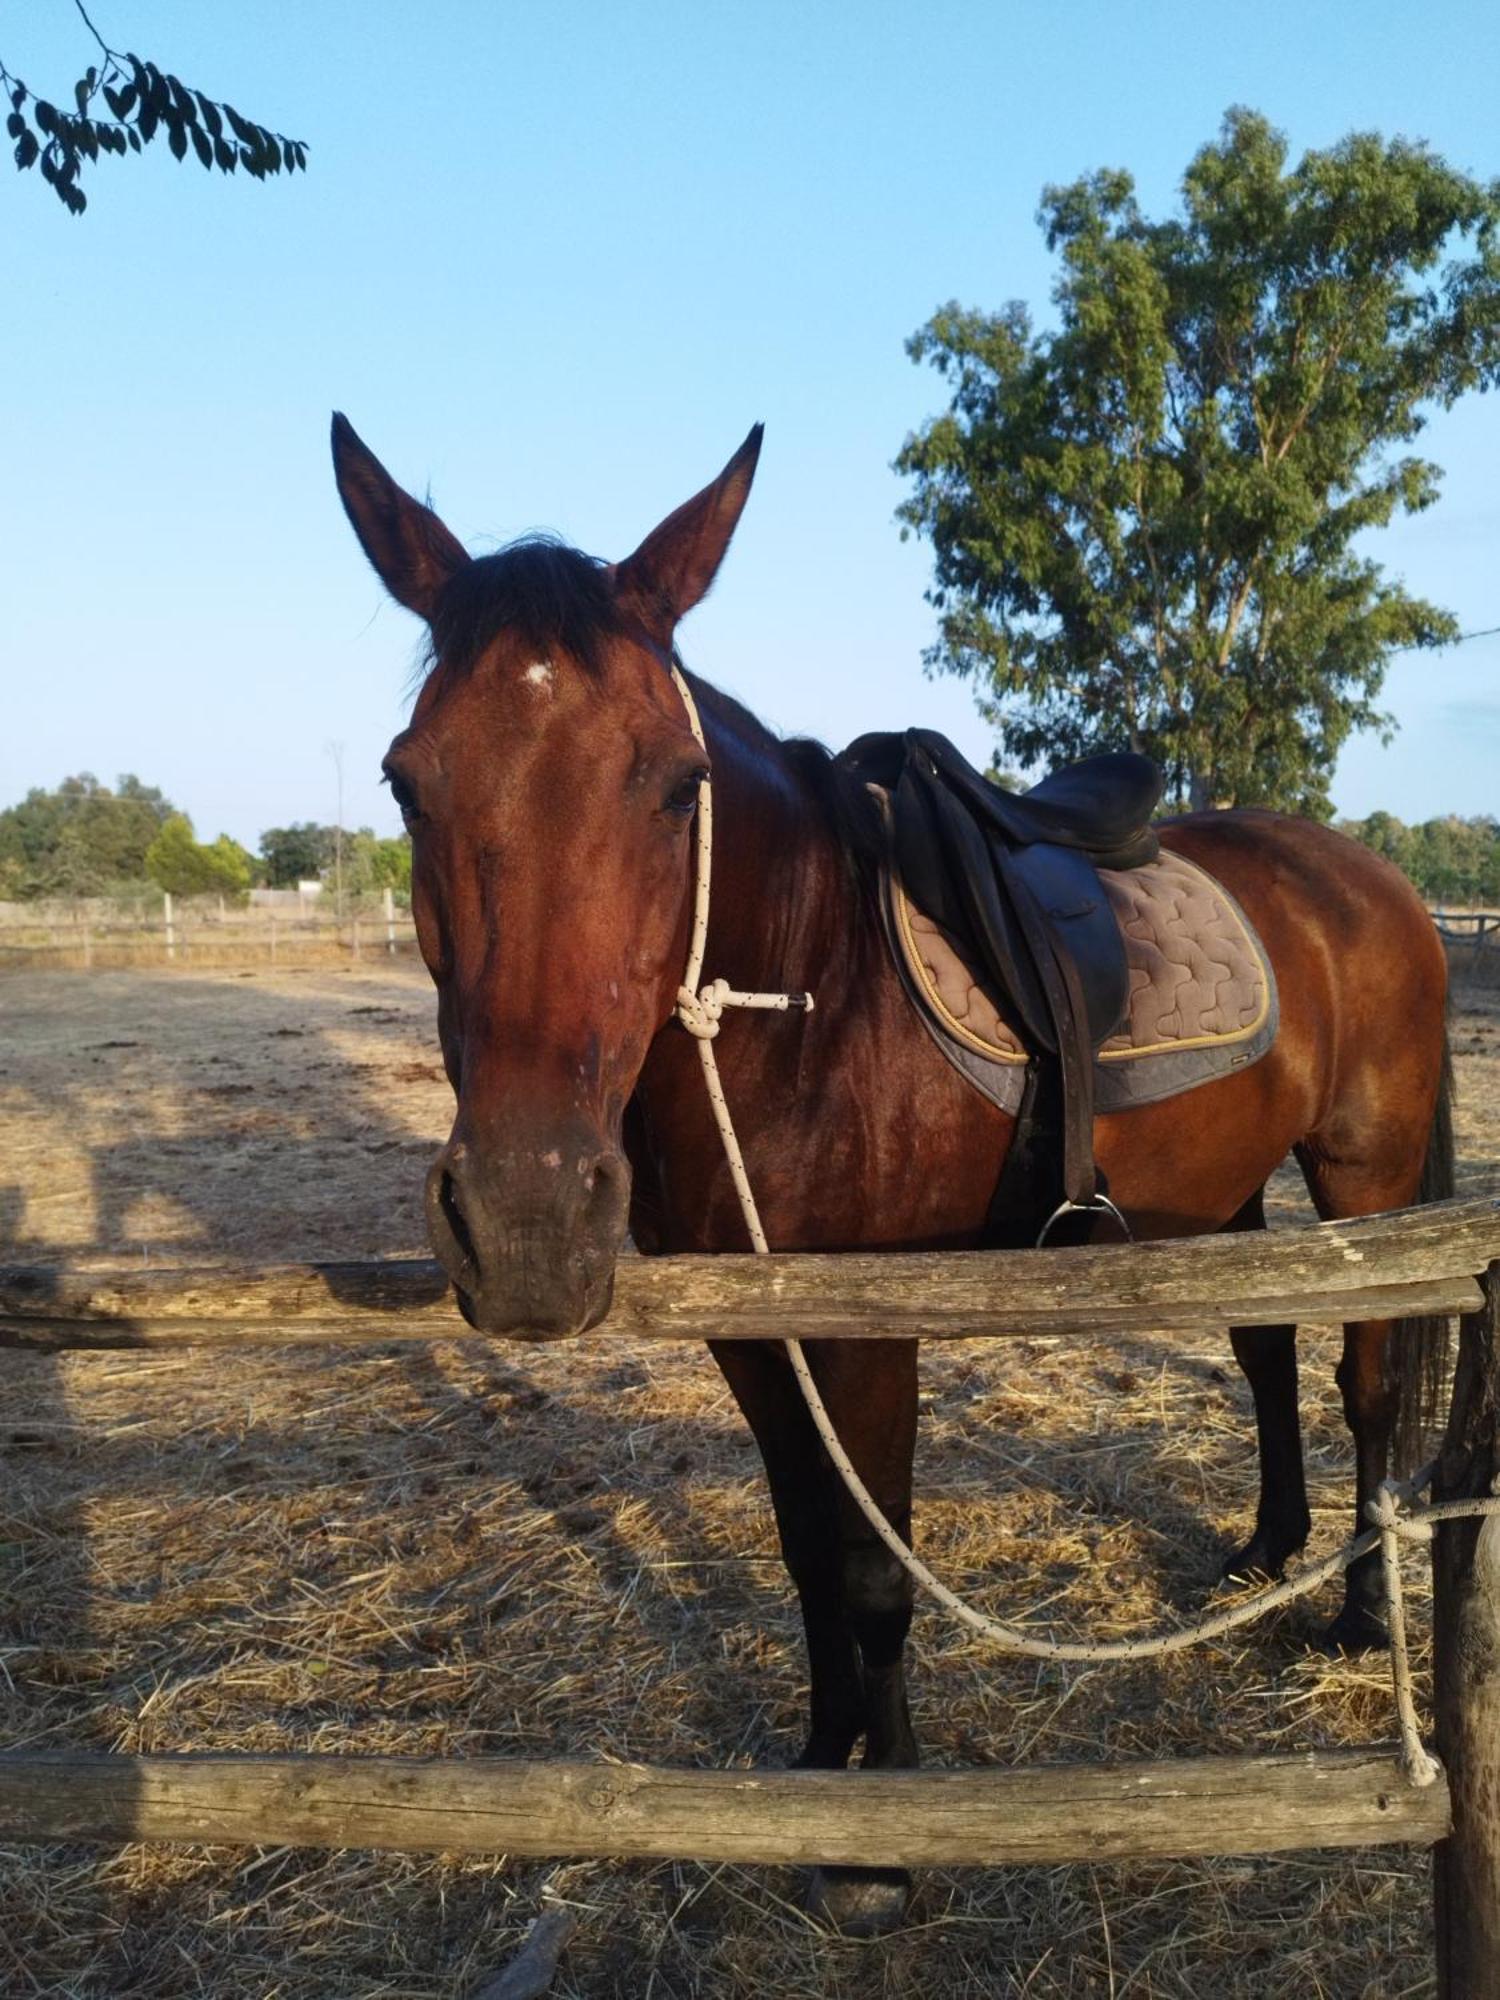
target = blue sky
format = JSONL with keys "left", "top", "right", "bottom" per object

{"left": 3, "top": 0, "right": 1498, "bottom": 849}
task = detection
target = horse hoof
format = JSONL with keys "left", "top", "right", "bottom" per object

{"left": 1220, "top": 1538, "right": 1287, "bottom": 1584}
{"left": 805, "top": 1865, "right": 911, "bottom": 1936}
{"left": 1318, "top": 1605, "right": 1389, "bottom": 1656}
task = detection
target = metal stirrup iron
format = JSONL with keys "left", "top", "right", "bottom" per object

{"left": 1035, "top": 1192, "right": 1133, "bottom": 1248}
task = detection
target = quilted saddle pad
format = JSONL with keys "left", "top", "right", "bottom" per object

{"left": 885, "top": 846, "right": 1279, "bottom": 1117}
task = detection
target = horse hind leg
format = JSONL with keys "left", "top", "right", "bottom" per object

{"left": 1296, "top": 1091, "right": 1452, "bottom": 1653}
{"left": 1222, "top": 1189, "right": 1313, "bottom": 1582}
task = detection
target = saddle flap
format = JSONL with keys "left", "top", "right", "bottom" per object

{"left": 994, "top": 839, "right": 1131, "bottom": 1048}
{"left": 894, "top": 763, "right": 1057, "bottom": 1052}
{"left": 851, "top": 725, "right": 1172, "bottom": 1212}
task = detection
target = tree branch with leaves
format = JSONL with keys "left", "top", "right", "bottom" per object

{"left": 3, "top": 1, "right": 305, "bottom": 214}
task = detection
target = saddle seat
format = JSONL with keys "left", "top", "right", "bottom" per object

{"left": 910, "top": 742, "right": 1165, "bottom": 872}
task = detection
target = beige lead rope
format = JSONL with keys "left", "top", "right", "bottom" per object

{"left": 666, "top": 661, "right": 1485, "bottom": 1786}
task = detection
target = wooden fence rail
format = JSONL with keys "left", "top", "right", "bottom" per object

{"left": 3, "top": 1193, "right": 1497, "bottom": 1350}
{"left": 0, "top": 1749, "right": 1451, "bottom": 1866}
{"left": 5, "top": 1205, "right": 1500, "bottom": 1991}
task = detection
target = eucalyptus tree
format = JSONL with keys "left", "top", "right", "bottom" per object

{"left": 897, "top": 110, "right": 1500, "bottom": 811}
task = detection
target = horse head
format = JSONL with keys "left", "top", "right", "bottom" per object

{"left": 331, "top": 414, "right": 762, "bottom": 1336}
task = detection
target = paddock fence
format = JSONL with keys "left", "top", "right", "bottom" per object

{"left": 1434, "top": 908, "right": 1500, "bottom": 994}
{"left": 3, "top": 1195, "right": 1500, "bottom": 1992}
{"left": 0, "top": 891, "right": 418, "bottom": 971}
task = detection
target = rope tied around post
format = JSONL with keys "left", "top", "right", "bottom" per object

{"left": 1370, "top": 1480, "right": 1443, "bottom": 1788}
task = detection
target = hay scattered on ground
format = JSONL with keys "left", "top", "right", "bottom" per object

{"left": 2, "top": 962, "right": 1495, "bottom": 1996}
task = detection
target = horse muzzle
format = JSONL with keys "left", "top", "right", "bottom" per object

{"left": 424, "top": 1134, "right": 631, "bottom": 1339}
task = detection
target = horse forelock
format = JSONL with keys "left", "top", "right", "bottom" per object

{"left": 408, "top": 541, "right": 886, "bottom": 893}
{"left": 419, "top": 536, "right": 625, "bottom": 690}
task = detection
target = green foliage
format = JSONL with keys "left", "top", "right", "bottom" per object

{"left": 1341, "top": 813, "right": 1500, "bottom": 903}
{"left": 143, "top": 815, "right": 253, "bottom": 898}
{"left": 2, "top": 5, "right": 305, "bottom": 215}
{"left": 259, "top": 823, "right": 336, "bottom": 888}
{"left": 897, "top": 109, "right": 1500, "bottom": 814}
{"left": 202, "top": 833, "right": 254, "bottom": 898}
{"left": 0, "top": 772, "right": 173, "bottom": 898}
{"left": 257, "top": 824, "right": 409, "bottom": 897}
{"left": 344, "top": 829, "right": 413, "bottom": 897}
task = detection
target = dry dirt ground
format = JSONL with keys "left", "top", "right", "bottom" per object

{"left": 2, "top": 962, "right": 1498, "bottom": 2000}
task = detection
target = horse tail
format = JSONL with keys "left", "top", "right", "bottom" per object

{"left": 1393, "top": 1022, "right": 1457, "bottom": 1473}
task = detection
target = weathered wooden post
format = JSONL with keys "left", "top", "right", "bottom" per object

{"left": 1432, "top": 1258, "right": 1500, "bottom": 1996}
{"left": 383, "top": 884, "right": 397, "bottom": 955}
{"left": 163, "top": 891, "right": 176, "bottom": 963}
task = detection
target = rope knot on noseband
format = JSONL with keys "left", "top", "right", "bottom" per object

{"left": 675, "top": 980, "right": 728, "bottom": 1041}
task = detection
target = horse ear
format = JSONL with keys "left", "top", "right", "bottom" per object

{"left": 330, "top": 412, "right": 469, "bottom": 621}
{"left": 615, "top": 424, "right": 763, "bottom": 642}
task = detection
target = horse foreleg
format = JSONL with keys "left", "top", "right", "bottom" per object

{"left": 798, "top": 1336, "right": 919, "bottom": 1936}
{"left": 709, "top": 1336, "right": 920, "bottom": 1935}
{"left": 708, "top": 1339, "right": 866, "bottom": 1769}
{"left": 813, "top": 1338, "right": 920, "bottom": 1774}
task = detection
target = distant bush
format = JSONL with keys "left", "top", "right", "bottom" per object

{"left": 144, "top": 816, "right": 255, "bottom": 900}
{"left": 0, "top": 773, "right": 173, "bottom": 899}
{"left": 1338, "top": 812, "right": 1500, "bottom": 903}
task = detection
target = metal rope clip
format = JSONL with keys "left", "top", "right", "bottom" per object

{"left": 1036, "top": 1193, "right": 1133, "bottom": 1248}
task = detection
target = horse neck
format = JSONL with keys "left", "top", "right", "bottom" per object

{"left": 689, "top": 676, "right": 879, "bottom": 1013}
{"left": 629, "top": 675, "right": 888, "bottom": 1217}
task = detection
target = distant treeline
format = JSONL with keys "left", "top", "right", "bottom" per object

{"left": 1336, "top": 813, "right": 1500, "bottom": 905}
{"left": 2, "top": 773, "right": 1488, "bottom": 910}
{"left": 0, "top": 774, "right": 410, "bottom": 903}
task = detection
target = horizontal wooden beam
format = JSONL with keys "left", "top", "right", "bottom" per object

{"left": 1, "top": 1195, "right": 1495, "bottom": 1349}
{"left": 0, "top": 1277, "right": 1481, "bottom": 1352}
{"left": 0, "top": 1749, "right": 1450, "bottom": 1865}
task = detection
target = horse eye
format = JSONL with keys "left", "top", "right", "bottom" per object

{"left": 384, "top": 770, "right": 421, "bottom": 823}
{"left": 663, "top": 770, "right": 707, "bottom": 818}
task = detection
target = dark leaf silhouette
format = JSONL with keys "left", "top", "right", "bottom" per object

{"left": 1, "top": 11, "right": 307, "bottom": 213}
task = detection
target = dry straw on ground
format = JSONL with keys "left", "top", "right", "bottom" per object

{"left": 2, "top": 962, "right": 1498, "bottom": 1997}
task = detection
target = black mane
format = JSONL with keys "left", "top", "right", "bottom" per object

{"left": 429, "top": 536, "right": 623, "bottom": 678}
{"left": 689, "top": 677, "right": 887, "bottom": 887}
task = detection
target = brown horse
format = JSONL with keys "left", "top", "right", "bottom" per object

{"left": 332, "top": 415, "right": 1451, "bottom": 1927}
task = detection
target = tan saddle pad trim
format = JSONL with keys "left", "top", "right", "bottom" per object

{"left": 894, "top": 848, "right": 1272, "bottom": 1066}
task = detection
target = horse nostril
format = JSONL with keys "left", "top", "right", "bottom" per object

{"left": 437, "top": 1168, "right": 479, "bottom": 1273}
{"left": 584, "top": 1151, "right": 629, "bottom": 1227}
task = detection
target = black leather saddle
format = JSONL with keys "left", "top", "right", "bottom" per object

{"left": 840, "top": 730, "right": 1164, "bottom": 1230}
